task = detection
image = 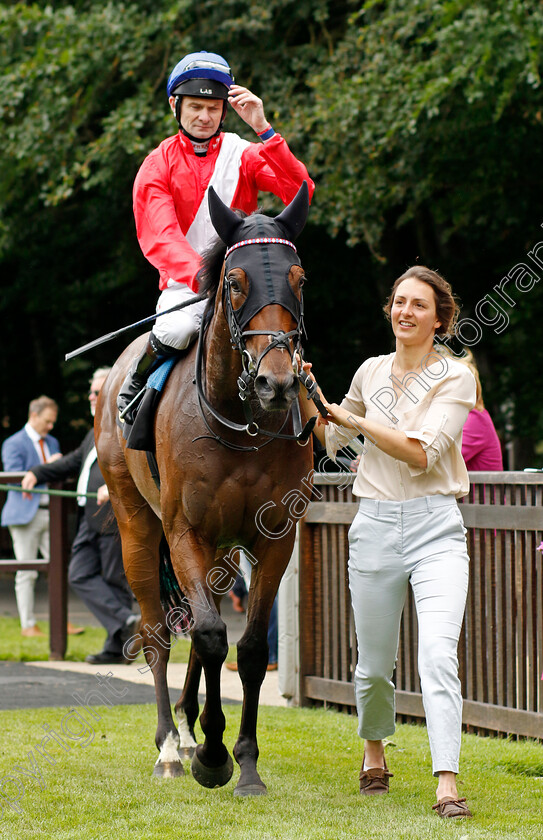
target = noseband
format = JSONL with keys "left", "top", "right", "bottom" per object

{"left": 195, "top": 237, "right": 321, "bottom": 451}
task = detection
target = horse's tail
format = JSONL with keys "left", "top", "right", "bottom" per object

{"left": 158, "top": 534, "right": 193, "bottom": 634}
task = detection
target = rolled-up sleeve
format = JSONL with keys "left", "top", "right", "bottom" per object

{"left": 403, "top": 366, "right": 476, "bottom": 476}
{"left": 324, "top": 364, "right": 367, "bottom": 462}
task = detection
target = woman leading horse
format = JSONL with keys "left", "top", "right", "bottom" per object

{"left": 94, "top": 184, "right": 313, "bottom": 795}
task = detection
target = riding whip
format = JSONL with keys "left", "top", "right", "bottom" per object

{"left": 64, "top": 292, "right": 208, "bottom": 361}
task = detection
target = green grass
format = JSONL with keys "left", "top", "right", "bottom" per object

{"left": 0, "top": 703, "right": 542, "bottom": 839}
{"left": 0, "top": 617, "right": 192, "bottom": 663}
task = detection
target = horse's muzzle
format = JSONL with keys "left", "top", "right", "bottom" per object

{"left": 254, "top": 372, "right": 300, "bottom": 411}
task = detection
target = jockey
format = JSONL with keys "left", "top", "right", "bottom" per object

{"left": 118, "top": 50, "right": 315, "bottom": 421}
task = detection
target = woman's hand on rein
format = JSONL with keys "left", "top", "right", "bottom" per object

{"left": 319, "top": 400, "right": 352, "bottom": 428}
{"left": 296, "top": 354, "right": 331, "bottom": 424}
{"left": 296, "top": 353, "right": 315, "bottom": 384}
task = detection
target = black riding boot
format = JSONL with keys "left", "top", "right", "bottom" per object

{"left": 117, "top": 333, "right": 171, "bottom": 423}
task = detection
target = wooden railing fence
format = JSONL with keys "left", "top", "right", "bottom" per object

{"left": 0, "top": 471, "right": 72, "bottom": 660}
{"left": 299, "top": 472, "right": 543, "bottom": 740}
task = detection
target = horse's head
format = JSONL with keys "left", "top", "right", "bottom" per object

{"left": 208, "top": 182, "right": 309, "bottom": 412}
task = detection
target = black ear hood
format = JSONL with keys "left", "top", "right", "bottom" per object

{"left": 207, "top": 186, "right": 308, "bottom": 331}
{"left": 273, "top": 181, "right": 309, "bottom": 241}
{"left": 208, "top": 186, "right": 245, "bottom": 245}
{"left": 226, "top": 217, "right": 303, "bottom": 330}
{"left": 207, "top": 180, "right": 309, "bottom": 246}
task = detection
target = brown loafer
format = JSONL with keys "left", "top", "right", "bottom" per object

{"left": 359, "top": 754, "right": 393, "bottom": 795}
{"left": 432, "top": 797, "right": 472, "bottom": 818}
{"left": 21, "top": 625, "right": 45, "bottom": 638}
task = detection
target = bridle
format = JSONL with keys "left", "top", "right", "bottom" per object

{"left": 194, "top": 236, "right": 324, "bottom": 451}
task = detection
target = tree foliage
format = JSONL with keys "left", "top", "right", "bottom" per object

{"left": 303, "top": 0, "right": 543, "bottom": 461}
{"left": 1, "top": 1, "right": 542, "bottom": 462}
{"left": 307, "top": 1, "right": 543, "bottom": 247}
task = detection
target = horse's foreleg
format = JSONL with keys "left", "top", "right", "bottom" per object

{"left": 232, "top": 611, "right": 270, "bottom": 795}
{"left": 189, "top": 604, "right": 233, "bottom": 788}
{"left": 233, "top": 540, "right": 292, "bottom": 796}
{"left": 164, "top": 531, "right": 233, "bottom": 789}
{"left": 174, "top": 644, "right": 201, "bottom": 758}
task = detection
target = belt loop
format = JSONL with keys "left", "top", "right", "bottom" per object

{"left": 426, "top": 496, "right": 432, "bottom": 513}
{"left": 376, "top": 500, "right": 380, "bottom": 517}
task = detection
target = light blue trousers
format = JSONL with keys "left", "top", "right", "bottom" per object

{"left": 348, "top": 495, "right": 469, "bottom": 775}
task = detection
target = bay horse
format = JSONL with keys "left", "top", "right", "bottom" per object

{"left": 94, "top": 183, "right": 314, "bottom": 795}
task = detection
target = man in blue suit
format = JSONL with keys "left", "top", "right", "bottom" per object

{"left": 1, "top": 395, "right": 60, "bottom": 636}
{"left": 22, "top": 368, "right": 139, "bottom": 664}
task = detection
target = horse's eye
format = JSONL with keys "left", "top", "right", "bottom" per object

{"left": 228, "top": 279, "right": 241, "bottom": 294}
{"left": 299, "top": 276, "right": 306, "bottom": 288}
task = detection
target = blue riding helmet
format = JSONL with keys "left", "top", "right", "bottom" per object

{"left": 167, "top": 51, "right": 234, "bottom": 98}
{"left": 167, "top": 51, "right": 234, "bottom": 139}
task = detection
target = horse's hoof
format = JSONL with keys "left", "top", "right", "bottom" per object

{"left": 191, "top": 748, "right": 233, "bottom": 788}
{"left": 178, "top": 746, "right": 196, "bottom": 760}
{"left": 153, "top": 760, "right": 185, "bottom": 778}
{"left": 234, "top": 782, "right": 267, "bottom": 797}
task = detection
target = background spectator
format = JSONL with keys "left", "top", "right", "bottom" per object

{"left": 22, "top": 369, "right": 139, "bottom": 663}
{"left": 458, "top": 350, "right": 503, "bottom": 471}
{"left": 1, "top": 396, "right": 61, "bottom": 637}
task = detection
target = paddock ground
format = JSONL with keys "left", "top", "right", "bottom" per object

{"left": 0, "top": 573, "right": 285, "bottom": 710}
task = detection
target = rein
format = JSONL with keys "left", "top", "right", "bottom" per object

{"left": 194, "top": 238, "right": 321, "bottom": 451}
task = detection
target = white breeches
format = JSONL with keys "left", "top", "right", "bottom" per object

{"left": 153, "top": 285, "right": 207, "bottom": 351}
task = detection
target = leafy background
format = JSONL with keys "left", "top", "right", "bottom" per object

{"left": 1, "top": 0, "right": 542, "bottom": 463}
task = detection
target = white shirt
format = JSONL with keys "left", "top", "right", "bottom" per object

{"left": 76, "top": 446, "right": 97, "bottom": 506}
{"left": 25, "top": 422, "right": 50, "bottom": 463}
{"left": 325, "top": 352, "right": 477, "bottom": 501}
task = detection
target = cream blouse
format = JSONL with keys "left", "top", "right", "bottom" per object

{"left": 325, "top": 351, "right": 477, "bottom": 501}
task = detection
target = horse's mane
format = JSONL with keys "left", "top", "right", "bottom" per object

{"left": 198, "top": 236, "right": 228, "bottom": 302}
